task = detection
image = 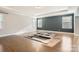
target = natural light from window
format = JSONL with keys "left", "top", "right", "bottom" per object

{"left": 0, "top": 14, "right": 3, "bottom": 29}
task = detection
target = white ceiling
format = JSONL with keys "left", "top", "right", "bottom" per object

{"left": 0, "top": 6, "right": 69, "bottom": 16}
{"left": 8, "top": 6, "right": 68, "bottom": 15}
{"left": 0, "top": 6, "right": 78, "bottom": 17}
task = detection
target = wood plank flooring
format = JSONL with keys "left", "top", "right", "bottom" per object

{"left": 0, "top": 32, "right": 78, "bottom": 52}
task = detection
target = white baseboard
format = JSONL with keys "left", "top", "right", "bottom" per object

{"left": 0, "top": 33, "right": 17, "bottom": 37}
{"left": 74, "top": 33, "right": 79, "bottom": 36}
{"left": 0, "top": 31, "right": 35, "bottom": 37}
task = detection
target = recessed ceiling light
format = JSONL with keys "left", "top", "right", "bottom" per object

{"left": 35, "top": 6, "right": 43, "bottom": 9}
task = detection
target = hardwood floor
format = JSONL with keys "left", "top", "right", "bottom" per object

{"left": 0, "top": 35, "right": 35, "bottom": 52}
{"left": 0, "top": 32, "right": 78, "bottom": 52}
{"left": 31, "top": 32, "right": 76, "bottom": 52}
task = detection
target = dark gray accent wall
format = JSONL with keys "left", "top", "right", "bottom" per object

{"left": 37, "top": 14, "right": 74, "bottom": 33}
{"left": 42, "top": 16, "right": 62, "bottom": 31}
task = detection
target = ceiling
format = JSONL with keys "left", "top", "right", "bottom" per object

{"left": 0, "top": 6, "right": 78, "bottom": 17}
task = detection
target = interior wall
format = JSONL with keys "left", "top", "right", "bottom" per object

{"left": 0, "top": 13, "right": 36, "bottom": 35}
{"left": 75, "top": 16, "right": 79, "bottom": 35}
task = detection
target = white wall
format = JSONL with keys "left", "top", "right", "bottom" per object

{"left": 75, "top": 16, "right": 79, "bottom": 35}
{"left": 0, "top": 13, "right": 36, "bottom": 35}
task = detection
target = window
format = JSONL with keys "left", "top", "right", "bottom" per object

{"left": 0, "top": 15, "right": 3, "bottom": 29}
{"left": 62, "top": 16, "right": 72, "bottom": 29}
{"left": 37, "top": 19, "right": 43, "bottom": 28}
